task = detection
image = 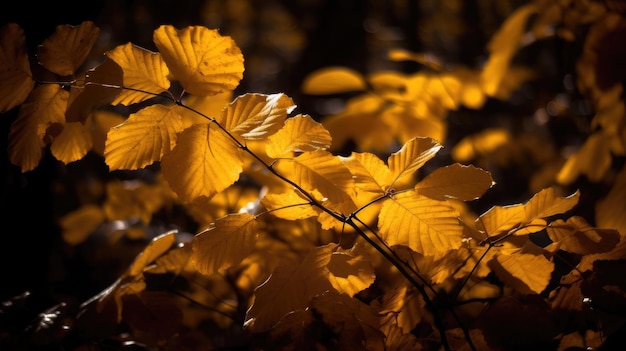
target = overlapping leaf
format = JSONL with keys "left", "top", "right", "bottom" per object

{"left": 490, "top": 251, "right": 553, "bottom": 294}
{"left": 153, "top": 25, "right": 244, "bottom": 96}
{"left": 388, "top": 137, "right": 442, "bottom": 189}
{"left": 546, "top": 216, "right": 620, "bottom": 255}
{"left": 415, "top": 163, "right": 494, "bottom": 201}
{"left": 326, "top": 244, "right": 375, "bottom": 296}
{"left": 36, "top": 21, "right": 99, "bottom": 76}
{"left": 106, "top": 43, "right": 170, "bottom": 105}
{"left": 0, "top": 23, "right": 35, "bottom": 113}
{"left": 340, "top": 152, "right": 393, "bottom": 194}
{"left": 51, "top": 121, "right": 92, "bottom": 164}
{"left": 265, "top": 114, "right": 331, "bottom": 158}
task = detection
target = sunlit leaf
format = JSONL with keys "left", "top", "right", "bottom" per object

{"left": 161, "top": 123, "right": 243, "bottom": 203}
{"left": 245, "top": 244, "right": 336, "bottom": 332}
{"left": 490, "top": 251, "right": 553, "bottom": 294}
{"left": 379, "top": 284, "right": 428, "bottom": 334}
{"left": 179, "top": 91, "right": 232, "bottom": 127}
{"left": 301, "top": 66, "right": 367, "bottom": 95}
{"left": 415, "top": 163, "right": 494, "bottom": 201}
{"left": 477, "top": 205, "right": 524, "bottom": 236}
{"left": 191, "top": 213, "right": 258, "bottom": 275}
{"left": 261, "top": 190, "right": 319, "bottom": 220}
{"left": 153, "top": 25, "right": 244, "bottom": 96}
{"left": 340, "top": 152, "right": 392, "bottom": 194}
{"left": 90, "top": 110, "right": 126, "bottom": 155}
{"left": 327, "top": 244, "right": 375, "bottom": 296}
{"left": 102, "top": 179, "right": 169, "bottom": 224}
{"left": 388, "top": 137, "right": 442, "bottom": 189}
{"left": 37, "top": 21, "right": 99, "bottom": 76}
{"left": 105, "top": 104, "right": 184, "bottom": 170}
{"left": 557, "top": 132, "right": 613, "bottom": 184}
{"left": 451, "top": 128, "right": 510, "bottom": 162}
{"left": 8, "top": 84, "right": 68, "bottom": 172}
{"left": 266, "top": 114, "right": 332, "bottom": 158}
{"left": 50, "top": 121, "right": 92, "bottom": 164}
{"left": 379, "top": 191, "right": 463, "bottom": 255}
{"left": 106, "top": 43, "right": 170, "bottom": 105}
{"left": 0, "top": 23, "right": 35, "bottom": 113}
{"left": 60, "top": 204, "right": 105, "bottom": 245}
{"left": 219, "top": 93, "right": 296, "bottom": 140}
{"left": 546, "top": 216, "right": 620, "bottom": 254}
{"left": 523, "top": 187, "right": 579, "bottom": 222}
{"left": 129, "top": 231, "right": 177, "bottom": 277}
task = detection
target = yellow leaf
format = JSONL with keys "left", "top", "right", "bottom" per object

{"left": 0, "top": 23, "right": 35, "bottom": 113}
{"left": 476, "top": 204, "right": 525, "bottom": 237}
{"left": 378, "top": 191, "right": 463, "bottom": 255}
{"left": 102, "top": 179, "right": 168, "bottom": 224}
{"left": 50, "top": 121, "right": 92, "bottom": 164}
{"left": 301, "top": 66, "right": 366, "bottom": 95}
{"left": 415, "top": 163, "right": 494, "bottom": 201}
{"left": 245, "top": 244, "right": 336, "bottom": 332}
{"left": 547, "top": 216, "right": 620, "bottom": 255}
{"left": 179, "top": 91, "right": 232, "bottom": 127}
{"left": 90, "top": 110, "right": 126, "bottom": 156}
{"left": 327, "top": 244, "right": 375, "bottom": 296}
{"left": 36, "top": 21, "right": 100, "bottom": 76}
{"left": 219, "top": 93, "right": 296, "bottom": 140}
{"left": 596, "top": 165, "right": 626, "bottom": 234}
{"left": 185, "top": 186, "right": 260, "bottom": 229}
{"left": 153, "top": 25, "right": 244, "bottom": 96}
{"left": 60, "top": 204, "right": 105, "bottom": 245}
{"left": 129, "top": 230, "right": 177, "bottom": 277}
{"left": 8, "top": 84, "right": 68, "bottom": 172}
{"left": 65, "top": 58, "right": 123, "bottom": 123}
{"left": 523, "top": 187, "right": 579, "bottom": 222}
{"left": 379, "top": 284, "right": 427, "bottom": 334}
{"left": 491, "top": 252, "right": 553, "bottom": 294}
{"left": 388, "top": 137, "right": 442, "bottom": 189}
{"left": 260, "top": 190, "right": 320, "bottom": 220}
{"left": 557, "top": 132, "right": 613, "bottom": 184}
{"left": 451, "top": 128, "right": 510, "bottom": 162}
{"left": 106, "top": 43, "right": 170, "bottom": 105}
{"left": 265, "top": 114, "right": 331, "bottom": 158}
{"left": 191, "top": 213, "right": 258, "bottom": 275}
{"left": 161, "top": 123, "right": 243, "bottom": 203}
{"left": 105, "top": 104, "right": 184, "bottom": 170}
{"left": 340, "top": 152, "right": 392, "bottom": 194}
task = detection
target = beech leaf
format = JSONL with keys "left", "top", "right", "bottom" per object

{"left": 547, "top": 216, "right": 620, "bottom": 255}
{"left": 37, "top": 21, "right": 99, "bottom": 76}
{"left": 326, "top": 245, "right": 375, "bottom": 296}
{"left": 50, "top": 121, "right": 92, "bottom": 164}
{"left": 129, "top": 231, "right": 177, "bottom": 277}
{"left": 153, "top": 25, "right": 244, "bottom": 96}
{"left": 191, "top": 213, "right": 258, "bottom": 275}
{"left": 265, "top": 114, "right": 332, "bottom": 158}
{"left": 415, "top": 163, "right": 494, "bottom": 201}
{"left": 340, "top": 152, "right": 392, "bottom": 194}
{"left": 0, "top": 23, "right": 35, "bottom": 113}
{"left": 260, "top": 190, "right": 320, "bottom": 220}
{"left": 491, "top": 252, "right": 553, "bottom": 294}
{"left": 523, "top": 187, "right": 580, "bottom": 222}
{"left": 301, "top": 66, "right": 367, "bottom": 95}
{"left": 105, "top": 104, "right": 184, "bottom": 170}
{"left": 388, "top": 137, "right": 442, "bottom": 189}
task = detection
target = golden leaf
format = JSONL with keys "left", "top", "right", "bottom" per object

{"left": 60, "top": 204, "right": 105, "bottom": 245}
{"left": 90, "top": 110, "right": 126, "bottom": 156}
{"left": 102, "top": 179, "right": 168, "bottom": 224}
{"left": 379, "top": 284, "right": 427, "bottom": 334}
{"left": 129, "top": 231, "right": 177, "bottom": 276}
{"left": 260, "top": 190, "right": 320, "bottom": 220}
{"left": 153, "top": 25, "right": 244, "bottom": 96}
{"left": 50, "top": 121, "right": 92, "bottom": 164}
{"left": 191, "top": 213, "right": 258, "bottom": 275}
{"left": 0, "top": 23, "right": 35, "bottom": 113}
{"left": 326, "top": 244, "right": 375, "bottom": 296}
{"left": 179, "top": 91, "right": 232, "bottom": 127}
{"left": 557, "top": 132, "right": 613, "bottom": 184}
{"left": 451, "top": 128, "right": 510, "bottom": 162}
{"left": 266, "top": 114, "right": 331, "bottom": 158}
{"left": 8, "top": 84, "right": 68, "bottom": 172}
{"left": 161, "top": 123, "right": 243, "bottom": 203}
{"left": 415, "top": 163, "right": 494, "bottom": 201}
{"left": 523, "top": 187, "right": 579, "bottom": 222}
{"left": 245, "top": 244, "right": 336, "bottom": 332}
{"left": 105, "top": 104, "right": 184, "bottom": 170}
{"left": 490, "top": 251, "right": 553, "bottom": 294}
{"left": 388, "top": 137, "right": 442, "bottom": 189}
{"left": 340, "top": 152, "right": 392, "bottom": 194}
{"left": 218, "top": 92, "right": 296, "bottom": 140}
{"left": 301, "top": 66, "right": 367, "bottom": 95}
{"left": 106, "top": 43, "right": 170, "bottom": 105}
{"left": 546, "top": 216, "right": 620, "bottom": 255}
{"left": 36, "top": 21, "right": 100, "bottom": 76}
{"left": 378, "top": 191, "right": 463, "bottom": 255}
{"left": 476, "top": 204, "right": 525, "bottom": 236}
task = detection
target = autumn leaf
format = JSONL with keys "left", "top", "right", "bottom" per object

{"left": 379, "top": 284, "right": 428, "bottom": 334}
{"left": 415, "top": 163, "right": 494, "bottom": 201}
{"left": 523, "top": 187, "right": 579, "bottom": 222}
{"left": 153, "top": 25, "right": 244, "bottom": 96}
{"left": 60, "top": 204, "right": 105, "bottom": 245}
{"left": 557, "top": 132, "right": 613, "bottom": 184}
{"left": 260, "top": 190, "right": 320, "bottom": 220}
{"left": 8, "top": 84, "right": 68, "bottom": 172}
{"left": 36, "top": 21, "right": 100, "bottom": 76}
{"left": 326, "top": 244, "right": 375, "bottom": 296}
{"left": 129, "top": 231, "right": 177, "bottom": 277}
{"left": 50, "top": 121, "right": 92, "bottom": 164}
{"left": 191, "top": 213, "right": 258, "bottom": 275}
{"left": 301, "top": 66, "right": 367, "bottom": 95}
{"left": 102, "top": 179, "right": 170, "bottom": 225}
{"left": 388, "top": 137, "right": 442, "bottom": 189}
{"left": 161, "top": 122, "right": 243, "bottom": 203}
{"left": 105, "top": 104, "right": 184, "bottom": 170}
{"left": 546, "top": 216, "right": 620, "bottom": 255}
{"left": 106, "top": 43, "right": 171, "bottom": 105}
{"left": 218, "top": 93, "right": 296, "bottom": 140}
{"left": 490, "top": 250, "right": 553, "bottom": 294}
{"left": 341, "top": 152, "right": 392, "bottom": 194}
{"left": 265, "top": 114, "right": 332, "bottom": 158}
{"left": 451, "top": 128, "right": 510, "bottom": 162}
{"left": 0, "top": 23, "right": 35, "bottom": 113}
{"left": 378, "top": 191, "right": 463, "bottom": 255}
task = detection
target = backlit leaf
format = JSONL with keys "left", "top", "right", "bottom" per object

{"left": 0, "top": 23, "right": 35, "bottom": 113}
{"left": 477, "top": 205, "right": 525, "bottom": 236}
{"left": 105, "top": 104, "right": 184, "bottom": 170}
{"left": 60, "top": 204, "right": 105, "bottom": 245}
{"left": 102, "top": 179, "right": 169, "bottom": 224}
{"left": 245, "top": 244, "right": 336, "bottom": 332}
{"left": 451, "top": 128, "right": 510, "bottom": 162}
{"left": 37, "top": 21, "right": 99, "bottom": 76}
{"left": 327, "top": 244, "right": 375, "bottom": 296}
{"left": 415, "top": 163, "right": 494, "bottom": 201}
{"left": 301, "top": 66, "right": 367, "bottom": 95}
{"left": 50, "top": 121, "right": 92, "bottom": 164}
{"left": 265, "top": 114, "right": 331, "bottom": 158}
{"left": 106, "top": 43, "right": 170, "bottom": 105}
{"left": 8, "top": 84, "right": 68, "bottom": 172}
{"left": 378, "top": 191, "right": 463, "bottom": 255}
{"left": 191, "top": 213, "right": 258, "bottom": 275}
{"left": 491, "top": 251, "right": 553, "bottom": 294}
{"left": 153, "top": 25, "right": 244, "bottom": 96}
{"left": 523, "top": 187, "right": 579, "bottom": 222}
{"left": 129, "top": 231, "right": 177, "bottom": 277}
{"left": 260, "top": 190, "right": 320, "bottom": 220}
{"left": 557, "top": 132, "right": 613, "bottom": 184}
{"left": 161, "top": 123, "right": 243, "bottom": 203}
{"left": 340, "top": 152, "right": 392, "bottom": 194}
{"left": 546, "top": 216, "right": 620, "bottom": 254}
{"left": 388, "top": 137, "right": 442, "bottom": 189}
{"left": 219, "top": 93, "right": 296, "bottom": 140}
